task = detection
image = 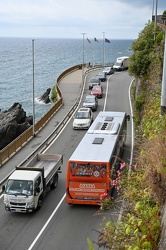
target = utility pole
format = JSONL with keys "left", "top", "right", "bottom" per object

{"left": 160, "top": 29, "right": 166, "bottom": 114}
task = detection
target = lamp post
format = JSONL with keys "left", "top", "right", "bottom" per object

{"left": 154, "top": 0, "right": 158, "bottom": 40}
{"left": 160, "top": 29, "right": 166, "bottom": 114}
{"left": 32, "top": 39, "right": 35, "bottom": 137}
{"left": 81, "top": 32, "right": 86, "bottom": 83}
{"left": 152, "top": 0, "right": 154, "bottom": 16}
{"left": 103, "top": 32, "right": 105, "bottom": 66}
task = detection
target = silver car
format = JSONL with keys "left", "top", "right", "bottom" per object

{"left": 82, "top": 95, "right": 98, "bottom": 111}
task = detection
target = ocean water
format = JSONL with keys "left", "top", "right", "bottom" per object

{"left": 0, "top": 37, "right": 133, "bottom": 121}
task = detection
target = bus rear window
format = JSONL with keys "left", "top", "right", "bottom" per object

{"left": 70, "top": 162, "right": 106, "bottom": 178}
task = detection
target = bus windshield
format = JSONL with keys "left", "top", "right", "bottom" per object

{"left": 70, "top": 162, "right": 107, "bottom": 178}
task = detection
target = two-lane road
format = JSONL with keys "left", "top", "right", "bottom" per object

{"left": 0, "top": 70, "right": 133, "bottom": 250}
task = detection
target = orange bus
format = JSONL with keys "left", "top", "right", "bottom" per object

{"left": 66, "top": 111, "right": 130, "bottom": 205}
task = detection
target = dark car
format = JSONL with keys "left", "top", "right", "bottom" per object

{"left": 88, "top": 77, "right": 101, "bottom": 90}
{"left": 96, "top": 72, "right": 107, "bottom": 82}
{"left": 102, "top": 67, "right": 114, "bottom": 75}
{"left": 82, "top": 95, "right": 98, "bottom": 111}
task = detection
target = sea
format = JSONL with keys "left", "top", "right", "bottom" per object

{"left": 0, "top": 37, "right": 133, "bottom": 121}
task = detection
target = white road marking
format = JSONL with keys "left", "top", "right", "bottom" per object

{"left": 28, "top": 193, "right": 66, "bottom": 250}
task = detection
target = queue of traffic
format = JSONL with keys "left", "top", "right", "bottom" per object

{"left": 2, "top": 57, "right": 130, "bottom": 213}
{"left": 73, "top": 66, "right": 114, "bottom": 130}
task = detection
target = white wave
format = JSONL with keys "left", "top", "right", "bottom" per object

{"left": 35, "top": 97, "right": 51, "bottom": 105}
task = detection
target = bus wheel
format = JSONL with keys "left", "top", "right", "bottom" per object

{"left": 51, "top": 174, "right": 59, "bottom": 189}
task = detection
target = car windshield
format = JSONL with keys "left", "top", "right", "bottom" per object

{"left": 90, "top": 78, "right": 99, "bottom": 83}
{"left": 85, "top": 98, "right": 94, "bottom": 103}
{"left": 75, "top": 112, "right": 89, "bottom": 119}
{"left": 5, "top": 180, "right": 33, "bottom": 196}
{"left": 92, "top": 87, "right": 100, "bottom": 91}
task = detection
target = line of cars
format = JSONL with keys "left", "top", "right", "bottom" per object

{"left": 72, "top": 66, "right": 114, "bottom": 130}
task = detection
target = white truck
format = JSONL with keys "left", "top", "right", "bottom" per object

{"left": 2, "top": 153, "right": 63, "bottom": 213}
{"left": 113, "top": 56, "right": 129, "bottom": 71}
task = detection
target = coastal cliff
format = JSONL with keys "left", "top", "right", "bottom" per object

{"left": 0, "top": 103, "right": 33, "bottom": 150}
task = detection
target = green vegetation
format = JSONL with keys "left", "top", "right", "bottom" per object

{"left": 88, "top": 21, "right": 166, "bottom": 249}
{"left": 51, "top": 84, "right": 58, "bottom": 102}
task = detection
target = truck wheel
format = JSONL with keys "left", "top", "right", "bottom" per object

{"left": 36, "top": 197, "right": 43, "bottom": 211}
{"left": 51, "top": 174, "right": 58, "bottom": 189}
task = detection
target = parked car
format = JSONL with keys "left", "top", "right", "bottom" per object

{"left": 102, "top": 66, "right": 114, "bottom": 75}
{"left": 73, "top": 108, "right": 93, "bottom": 129}
{"left": 96, "top": 72, "right": 107, "bottom": 82}
{"left": 82, "top": 95, "right": 98, "bottom": 111}
{"left": 91, "top": 85, "right": 103, "bottom": 98}
{"left": 88, "top": 77, "right": 101, "bottom": 90}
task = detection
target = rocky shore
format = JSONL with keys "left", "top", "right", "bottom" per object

{"left": 0, "top": 103, "right": 33, "bottom": 150}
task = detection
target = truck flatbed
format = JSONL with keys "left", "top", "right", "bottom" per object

{"left": 28, "top": 154, "right": 62, "bottom": 178}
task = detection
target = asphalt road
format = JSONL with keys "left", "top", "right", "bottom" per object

{"left": 0, "top": 69, "right": 133, "bottom": 250}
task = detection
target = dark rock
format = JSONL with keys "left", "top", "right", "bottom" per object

{"left": 0, "top": 103, "right": 32, "bottom": 150}
{"left": 39, "top": 88, "right": 51, "bottom": 104}
{"left": 25, "top": 116, "right": 33, "bottom": 125}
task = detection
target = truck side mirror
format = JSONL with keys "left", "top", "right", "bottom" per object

{"left": 126, "top": 115, "right": 130, "bottom": 121}
{"left": 2, "top": 185, "right": 5, "bottom": 192}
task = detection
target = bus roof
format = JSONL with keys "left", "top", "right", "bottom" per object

{"left": 69, "top": 111, "right": 126, "bottom": 163}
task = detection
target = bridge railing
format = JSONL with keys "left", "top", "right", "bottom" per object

{"left": 0, "top": 64, "right": 81, "bottom": 167}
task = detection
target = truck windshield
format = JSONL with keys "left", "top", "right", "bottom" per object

{"left": 115, "top": 62, "right": 121, "bottom": 66}
{"left": 70, "top": 162, "right": 106, "bottom": 178}
{"left": 5, "top": 180, "right": 33, "bottom": 196}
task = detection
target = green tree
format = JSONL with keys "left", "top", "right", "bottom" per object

{"left": 128, "top": 21, "right": 160, "bottom": 78}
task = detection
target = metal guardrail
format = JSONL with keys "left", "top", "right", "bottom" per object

{"left": 0, "top": 64, "right": 82, "bottom": 167}
{"left": 0, "top": 64, "right": 87, "bottom": 188}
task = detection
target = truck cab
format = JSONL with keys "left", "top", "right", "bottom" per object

{"left": 113, "top": 56, "right": 129, "bottom": 71}
{"left": 3, "top": 170, "right": 43, "bottom": 213}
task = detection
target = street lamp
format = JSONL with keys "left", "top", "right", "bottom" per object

{"left": 81, "top": 32, "right": 86, "bottom": 83}
{"left": 154, "top": 0, "right": 158, "bottom": 40}
{"left": 32, "top": 39, "right": 35, "bottom": 137}
{"left": 103, "top": 32, "right": 105, "bottom": 66}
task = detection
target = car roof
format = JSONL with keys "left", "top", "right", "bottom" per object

{"left": 89, "top": 77, "right": 100, "bottom": 82}
{"left": 78, "top": 108, "right": 91, "bottom": 112}
{"left": 85, "top": 95, "right": 96, "bottom": 99}
{"left": 92, "top": 85, "right": 101, "bottom": 89}
{"left": 103, "top": 67, "right": 113, "bottom": 70}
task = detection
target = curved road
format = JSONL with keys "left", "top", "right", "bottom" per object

{"left": 0, "top": 69, "right": 133, "bottom": 250}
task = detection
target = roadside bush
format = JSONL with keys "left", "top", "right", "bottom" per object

{"left": 51, "top": 84, "right": 58, "bottom": 103}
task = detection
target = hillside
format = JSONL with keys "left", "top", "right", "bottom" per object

{"left": 88, "top": 21, "right": 166, "bottom": 250}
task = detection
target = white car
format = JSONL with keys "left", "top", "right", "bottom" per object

{"left": 73, "top": 108, "right": 93, "bottom": 130}
{"left": 102, "top": 67, "right": 114, "bottom": 75}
